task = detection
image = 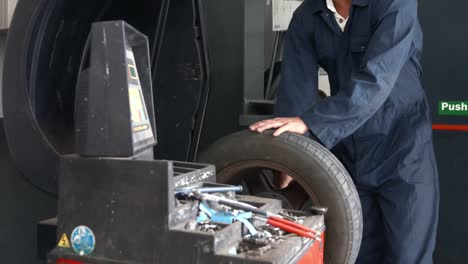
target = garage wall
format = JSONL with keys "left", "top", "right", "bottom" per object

{"left": 0, "top": 33, "right": 6, "bottom": 118}
{"left": 419, "top": 1, "right": 468, "bottom": 263}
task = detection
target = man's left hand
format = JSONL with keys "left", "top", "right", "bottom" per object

{"left": 249, "top": 117, "right": 309, "bottom": 136}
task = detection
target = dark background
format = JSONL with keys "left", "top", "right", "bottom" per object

{"left": 420, "top": 1, "right": 468, "bottom": 262}
{"left": 1, "top": 0, "right": 467, "bottom": 263}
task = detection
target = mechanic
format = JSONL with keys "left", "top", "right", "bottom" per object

{"left": 250, "top": 0, "right": 439, "bottom": 263}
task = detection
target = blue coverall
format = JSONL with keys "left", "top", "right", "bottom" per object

{"left": 275, "top": 0, "right": 439, "bottom": 263}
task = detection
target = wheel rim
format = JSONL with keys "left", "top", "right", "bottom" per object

{"left": 216, "top": 160, "right": 320, "bottom": 211}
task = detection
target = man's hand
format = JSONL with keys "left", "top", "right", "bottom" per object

{"left": 249, "top": 117, "right": 309, "bottom": 136}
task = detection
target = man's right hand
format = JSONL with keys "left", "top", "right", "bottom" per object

{"left": 249, "top": 117, "right": 309, "bottom": 136}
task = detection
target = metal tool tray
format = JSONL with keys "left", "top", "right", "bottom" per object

{"left": 47, "top": 156, "right": 323, "bottom": 264}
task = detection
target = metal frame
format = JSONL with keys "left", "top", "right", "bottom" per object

{"left": 240, "top": 0, "right": 331, "bottom": 127}
{"left": 240, "top": 0, "right": 275, "bottom": 126}
{"left": 0, "top": 0, "right": 17, "bottom": 30}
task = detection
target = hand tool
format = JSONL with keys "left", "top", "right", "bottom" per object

{"left": 195, "top": 192, "right": 321, "bottom": 238}
{"left": 194, "top": 192, "right": 284, "bottom": 219}
{"left": 196, "top": 185, "right": 243, "bottom": 193}
{"left": 198, "top": 201, "right": 258, "bottom": 235}
{"left": 187, "top": 191, "right": 321, "bottom": 237}
{"left": 308, "top": 206, "right": 328, "bottom": 215}
{"left": 175, "top": 185, "right": 243, "bottom": 195}
{"left": 254, "top": 216, "right": 321, "bottom": 240}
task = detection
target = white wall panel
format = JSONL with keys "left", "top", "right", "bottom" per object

{"left": 0, "top": 0, "right": 17, "bottom": 30}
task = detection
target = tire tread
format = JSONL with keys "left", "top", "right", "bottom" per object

{"left": 199, "top": 131, "right": 363, "bottom": 264}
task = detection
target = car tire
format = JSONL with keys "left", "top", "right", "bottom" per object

{"left": 199, "top": 130, "right": 362, "bottom": 264}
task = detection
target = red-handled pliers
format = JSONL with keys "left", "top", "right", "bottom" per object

{"left": 262, "top": 216, "right": 321, "bottom": 240}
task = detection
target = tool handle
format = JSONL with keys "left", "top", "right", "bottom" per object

{"left": 267, "top": 219, "right": 316, "bottom": 239}
{"left": 175, "top": 185, "right": 243, "bottom": 195}
{"left": 269, "top": 216, "right": 320, "bottom": 234}
{"left": 217, "top": 200, "right": 267, "bottom": 216}
{"left": 198, "top": 186, "right": 243, "bottom": 193}
{"left": 196, "top": 193, "right": 280, "bottom": 219}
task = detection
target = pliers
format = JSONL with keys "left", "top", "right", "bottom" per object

{"left": 255, "top": 216, "right": 322, "bottom": 240}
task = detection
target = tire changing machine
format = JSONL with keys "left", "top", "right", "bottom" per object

{"left": 45, "top": 21, "right": 325, "bottom": 264}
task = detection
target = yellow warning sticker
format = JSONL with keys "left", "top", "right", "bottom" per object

{"left": 58, "top": 233, "right": 71, "bottom": 248}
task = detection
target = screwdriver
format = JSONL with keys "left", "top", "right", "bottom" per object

{"left": 175, "top": 185, "right": 243, "bottom": 195}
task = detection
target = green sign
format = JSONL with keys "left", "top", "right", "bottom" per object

{"left": 439, "top": 101, "right": 468, "bottom": 116}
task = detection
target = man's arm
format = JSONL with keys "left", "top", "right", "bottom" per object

{"left": 300, "top": 0, "right": 419, "bottom": 148}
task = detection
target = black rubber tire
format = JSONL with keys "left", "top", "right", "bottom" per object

{"left": 199, "top": 130, "right": 362, "bottom": 264}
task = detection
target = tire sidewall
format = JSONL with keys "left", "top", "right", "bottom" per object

{"left": 199, "top": 130, "right": 362, "bottom": 264}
